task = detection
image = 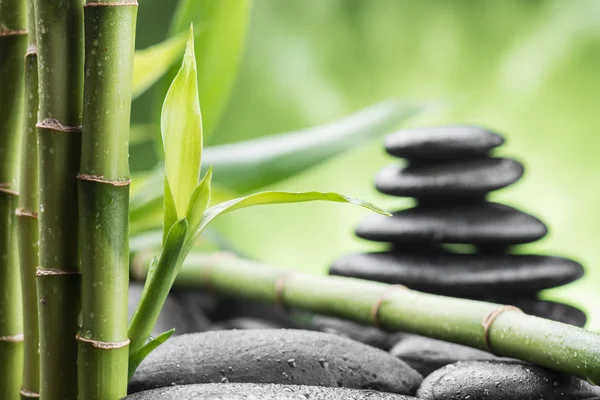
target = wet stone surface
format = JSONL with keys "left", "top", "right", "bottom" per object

{"left": 356, "top": 202, "right": 548, "bottom": 246}
{"left": 124, "top": 383, "right": 417, "bottom": 399}
{"left": 375, "top": 158, "right": 524, "bottom": 198}
{"left": 417, "top": 360, "right": 600, "bottom": 400}
{"left": 384, "top": 125, "right": 504, "bottom": 161}
{"left": 128, "top": 329, "right": 423, "bottom": 395}
{"left": 389, "top": 335, "right": 497, "bottom": 377}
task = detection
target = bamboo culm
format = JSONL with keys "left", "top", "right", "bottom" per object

{"left": 78, "top": 0, "right": 138, "bottom": 398}
{"left": 16, "top": 0, "right": 40, "bottom": 396}
{"left": 132, "top": 251, "right": 600, "bottom": 386}
{"left": 0, "top": 0, "right": 27, "bottom": 398}
{"left": 33, "top": 0, "right": 84, "bottom": 397}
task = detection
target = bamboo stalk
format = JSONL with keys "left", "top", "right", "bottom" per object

{"left": 133, "top": 251, "right": 600, "bottom": 385}
{"left": 78, "top": 0, "right": 137, "bottom": 398}
{"left": 15, "top": 0, "right": 39, "bottom": 396}
{"left": 0, "top": 0, "right": 27, "bottom": 398}
{"left": 34, "top": 0, "right": 84, "bottom": 397}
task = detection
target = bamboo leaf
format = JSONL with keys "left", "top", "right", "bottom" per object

{"left": 204, "top": 101, "right": 423, "bottom": 192}
{"left": 130, "top": 100, "right": 420, "bottom": 225}
{"left": 185, "top": 191, "right": 391, "bottom": 249}
{"left": 164, "top": 0, "right": 252, "bottom": 139}
{"left": 162, "top": 179, "right": 178, "bottom": 245}
{"left": 128, "top": 329, "right": 175, "bottom": 379}
{"left": 185, "top": 166, "right": 212, "bottom": 238}
{"left": 161, "top": 27, "right": 202, "bottom": 218}
{"left": 132, "top": 34, "right": 187, "bottom": 99}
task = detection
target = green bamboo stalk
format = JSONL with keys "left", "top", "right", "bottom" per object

{"left": 78, "top": 0, "right": 137, "bottom": 398}
{"left": 133, "top": 251, "right": 600, "bottom": 385}
{"left": 15, "top": 0, "right": 39, "bottom": 397}
{"left": 34, "top": 0, "right": 84, "bottom": 397}
{"left": 0, "top": 0, "right": 27, "bottom": 398}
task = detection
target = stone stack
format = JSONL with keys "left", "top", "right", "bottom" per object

{"left": 330, "top": 126, "right": 586, "bottom": 326}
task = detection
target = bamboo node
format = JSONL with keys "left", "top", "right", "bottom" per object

{"left": 84, "top": 1, "right": 138, "bottom": 7}
{"left": 36, "top": 267, "right": 80, "bottom": 276}
{"left": 77, "top": 173, "right": 131, "bottom": 186}
{"left": 15, "top": 208, "right": 38, "bottom": 219}
{"left": 371, "top": 285, "right": 408, "bottom": 328}
{"left": 274, "top": 273, "right": 294, "bottom": 309}
{"left": 0, "top": 29, "right": 27, "bottom": 36}
{"left": 0, "top": 183, "right": 19, "bottom": 196}
{"left": 20, "top": 388, "right": 40, "bottom": 398}
{"left": 482, "top": 305, "right": 523, "bottom": 353}
{"left": 36, "top": 118, "right": 81, "bottom": 133}
{"left": 0, "top": 333, "right": 24, "bottom": 342}
{"left": 75, "top": 333, "right": 130, "bottom": 350}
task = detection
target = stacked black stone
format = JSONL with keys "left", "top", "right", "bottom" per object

{"left": 330, "top": 126, "right": 586, "bottom": 326}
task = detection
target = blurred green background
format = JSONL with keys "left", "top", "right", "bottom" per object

{"left": 133, "top": 1, "right": 600, "bottom": 328}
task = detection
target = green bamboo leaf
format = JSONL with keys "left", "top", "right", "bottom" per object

{"left": 129, "top": 100, "right": 420, "bottom": 225}
{"left": 164, "top": 0, "right": 252, "bottom": 139}
{"left": 128, "top": 218, "right": 188, "bottom": 354}
{"left": 132, "top": 33, "right": 187, "bottom": 99}
{"left": 185, "top": 191, "right": 391, "bottom": 249}
{"left": 185, "top": 166, "right": 213, "bottom": 237}
{"left": 161, "top": 27, "right": 203, "bottom": 218}
{"left": 128, "top": 329, "right": 175, "bottom": 379}
{"left": 204, "top": 101, "right": 423, "bottom": 192}
{"left": 162, "top": 179, "right": 178, "bottom": 245}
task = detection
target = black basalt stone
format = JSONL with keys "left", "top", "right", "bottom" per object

{"left": 128, "top": 330, "right": 423, "bottom": 395}
{"left": 207, "top": 317, "right": 283, "bottom": 331}
{"left": 356, "top": 202, "right": 548, "bottom": 245}
{"left": 375, "top": 158, "right": 524, "bottom": 198}
{"left": 384, "top": 125, "right": 504, "bottom": 161}
{"left": 330, "top": 252, "right": 583, "bottom": 297}
{"left": 124, "top": 383, "right": 417, "bottom": 400}
{"left": 417, "top": 360, "right": 600, "bottom": 400}
{"left": 389, "top": 335, "right": 497, "bottom": 377}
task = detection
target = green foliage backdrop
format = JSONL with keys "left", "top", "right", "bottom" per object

{"left": 133, "top": 1, "right": 600, "bottom": 328}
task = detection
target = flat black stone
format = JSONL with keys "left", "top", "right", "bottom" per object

{"left": 375, "top": 158, "right": 524, "bottom": 198}
{"left": 125, "top": 383, "right": 417, "bottom": 399}
{"left": 329, "top": 252, "right": 583, "bottom": 296}
{"left": 417, "top": 360, "right": 600, "bottom": 400}
{"left": 207, "top": 317, "right": 283, "bottom": 331}
{"left": 356, "top": 202, "right": 547, "bottom": 245}
{"left": 390, "top": 334, "right": 497, "bottom": 376}
{"left": 384, "top": 125, "right": 504, "bottom": 161}
{"left": 129, "top": 330, "right": 423, "bottom": 395}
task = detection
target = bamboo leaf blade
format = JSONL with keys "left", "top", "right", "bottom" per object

{"left": 161, "top": 27, "right": 202, "bottom": 218}
{"left": 164, "top": 0, "right": 252, "bottom": 140}
{"left": 128, "top": 329, "right": 175, "bottom": 379}
{"left": 132, "top": 34, "right": 186, "bottom": 99}
{"left": 204, "top": 101, "right": 424, "bottom": 192}
{"left": 184, "top": 166, "right": 212, "bottom": 237}
{"left": 129, "top": 100, "right": 419, "bottom": 225}
{"left": 185, "top": 191, "right": 390, "bottom": 250}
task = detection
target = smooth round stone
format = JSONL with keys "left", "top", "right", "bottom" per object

{"left": 208, "top": 298, "right": 302, "bottom": 329}
{"left": 356, "top": 202, "right": 548, "bottom": 245}
{"left": 125, "top": 383, "right": 417, "bottom": 399}
{"left": 375, "top": 158, "right": 524, "bottom": 198}
{"left": 129, "top": 329, "right": 423, "bottom": 395}
{"left": 417, "top": 360, "right": 600, "bottom": 400}
{"left": 389, "top": 335, "right": 497, "bottom": 376}
{"left": 384, "top": 125, "right": 504, "bottom": 161}
{"left": 329, "top": 252, "right": 583, "bottom": 296}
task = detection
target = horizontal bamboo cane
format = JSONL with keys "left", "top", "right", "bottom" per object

{"left": 132, "top": 251, "right": 600, "bottom": 385}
